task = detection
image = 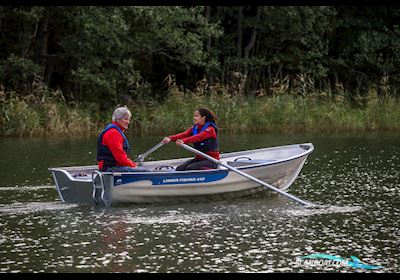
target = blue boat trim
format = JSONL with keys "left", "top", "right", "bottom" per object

{"left": 113, "top": 169, "right": 229, "bottom": 186}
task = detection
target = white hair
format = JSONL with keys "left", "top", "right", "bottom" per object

{"left": 112, "top": 106, "right": 132, "bottom": 122}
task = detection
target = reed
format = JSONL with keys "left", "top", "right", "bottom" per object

{"left": 132, "top": 91, "right": 400, "bottom": 134}
{"left": 1, "top": 83, "right": 400, "bottom": 137}
{"left": 0, "top": 87, "right": 97, "bottom": 137}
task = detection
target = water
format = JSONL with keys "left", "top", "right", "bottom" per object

{"left": 0, "top": 132, "right": 399, "bottom": 272}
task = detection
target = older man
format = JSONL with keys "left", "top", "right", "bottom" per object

{"left": 97, "top": 106, "right": 148, "bottom": 172}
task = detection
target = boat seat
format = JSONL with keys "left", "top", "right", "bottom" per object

{"left": 226, "top": 159, "right": 276, "bottom": 167}
{"left": 72, "top": 172, "right": 92, "bottom": 178}
{"left": 152, "top": 165, "right": 176, "bottom": 172}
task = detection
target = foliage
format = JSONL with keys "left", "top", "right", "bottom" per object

{"left": 1, "top": 6, "right": 400, "bottom": 136}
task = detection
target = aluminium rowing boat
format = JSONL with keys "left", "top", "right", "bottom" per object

{"left": 48, "top": 143, "right": 314, "bottom": 205}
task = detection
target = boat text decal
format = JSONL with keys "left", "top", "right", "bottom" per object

{"left": 113, "top": 171, "right": 228, "bottom": 186}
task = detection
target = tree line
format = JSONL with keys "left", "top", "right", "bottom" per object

{"left": 1, "top": 6, "right": 399, "bottom": 107}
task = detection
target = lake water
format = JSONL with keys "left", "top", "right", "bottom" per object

{"left": 0, "top": 132, "right": 399, "bottom": 272}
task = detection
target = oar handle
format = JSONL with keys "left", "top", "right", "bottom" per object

{"left": 134, "top": 141, "right": 165, "bottom": 166}
{"left": 180, "top": 143, "right": 313, "bottom": 207}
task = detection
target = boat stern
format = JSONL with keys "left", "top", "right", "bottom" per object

{"left": 49, "top": 168, "right": 95, "bottom": 205}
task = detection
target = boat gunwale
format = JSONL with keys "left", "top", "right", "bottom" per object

{"left": 48, "top": 143, "right": 314, "bottom": 182}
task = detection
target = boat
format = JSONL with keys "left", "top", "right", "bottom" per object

{"left": 48, "top": 143, "right": 314, "bottom": 206}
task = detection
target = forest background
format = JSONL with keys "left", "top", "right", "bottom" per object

{"left": 1, "top": 6, "right": 399, "bottom": 136}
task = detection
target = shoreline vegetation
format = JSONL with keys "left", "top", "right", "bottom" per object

{"left": 1, "top": 79, "right": 399, "bottom": 137}
{"left": 2, "top": 7, "right": 400, "bottom": 137}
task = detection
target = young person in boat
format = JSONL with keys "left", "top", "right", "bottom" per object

{"left": 162, "top": 107, "right": 220, "bottom": 171}
{"left": 97, "top": 106, "right": 149, "bottom": 172}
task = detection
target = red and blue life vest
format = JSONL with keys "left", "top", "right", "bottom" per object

{"left": 96, "top": 124, "right": 130, "bottom": 168}
{"left": 192, "top": 121, "right": 219, "bottom": 153}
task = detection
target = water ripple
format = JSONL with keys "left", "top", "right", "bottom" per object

{"left": 1, "top": 134, "right": 399, "bottom": 272}
{"left": 0, "top": 202, "right": 78, "bottom": 215}
{"left": 0, "top": 185, "right": 55, "bottom": 191}
{"left": 286, "top": 205, "right": 363, "bottom": 217}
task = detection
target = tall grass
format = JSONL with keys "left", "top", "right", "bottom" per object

{"left": 0, "top": 85, "right": 98, "bottom": 137}
{"left": 141, "top": 83, "right": 400, "bottom": 134}
{"left": 1, "top": 80, "right": 400, "bottom": 137}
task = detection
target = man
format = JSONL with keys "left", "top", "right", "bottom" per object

{"left": 97, "top": 106, "right": 148, "bottom": 172}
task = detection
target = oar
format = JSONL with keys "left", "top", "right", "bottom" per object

{"left": 180, "top": 143, "right": 314, "bottom": 207}
{"left": 134, "top": 141, "right": 165, "bottom": 166}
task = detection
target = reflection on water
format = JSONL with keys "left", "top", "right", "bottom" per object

{"left": 0, "top": 132, "right": 399, "bottom": 272}
{"left": 285, "top": 205, "right": 363, "bottom": 217}
{"left": 0, "top": 186, "right": 55, "bottom": 191}
{"left": 0, "top": 202, "right": 79, "bottom": 215}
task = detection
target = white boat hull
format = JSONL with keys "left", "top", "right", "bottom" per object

{"left": 49, "top": 143, "right": 313, "bottom": 205}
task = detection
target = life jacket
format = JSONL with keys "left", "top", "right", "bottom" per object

{"left": 192, "top": 121, "right": 219, "bottom": 153}
{"left": 96, "top": 123, "right": 130, "bottom": 168}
